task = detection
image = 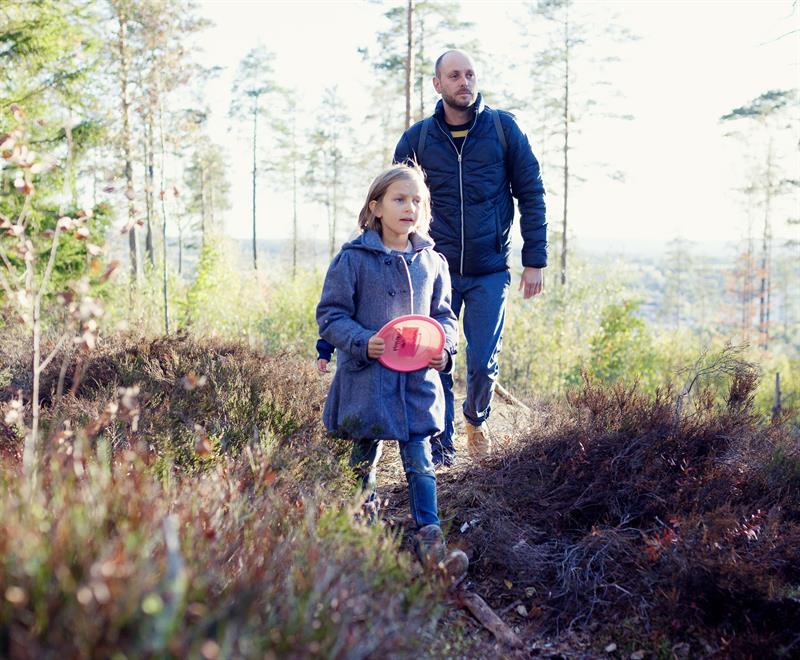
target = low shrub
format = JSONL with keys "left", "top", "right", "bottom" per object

{"left": 0, "top": 443, "right": 444, "bottom": 657}
{"left": 439, "top": 366, "right": 800, "bottom": 655}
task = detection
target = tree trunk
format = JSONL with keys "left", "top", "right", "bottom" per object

{"left": 560, "top": 6, "right": 570, "bottom": 287}
{"left": 758, "top": 138, "right": 773, "bottom": 351}
{"left": 116, "top": 10, "right": 139, "bottom": 285}
{"left": 145, "top": 102, "right": 156, "bottom": 267}
{"left": 208, "top": 173, "right": 215, "bottom": 235}
{"left": 326, "top": 199, "right": 333, "bottom": 260}
{"left": 332, "top": 152, "right": 340, "bottom": 260}
{"left": 158, "top": 103, "right": 170, "bottom": 334}
{"left": 24, "top": 291, "right": 41, "bottom": 482}
{"left": 199, "top": 159, "right": 206, "bottom": 248}
{"left": 741, "top": 231, "right": 755, "bottom": 342}
{"left": 64, "top": 112, "right": 77, "bottom": 210}
{"left": 292, "top": 141, "right": 298, "bottom": 279}
{"left": 418, "top": 15, "right": 425, "bottom": 120}
{"left": 405, "top": 0, "right": 414, "bottom": 130}
{"left": 251, "top": 94, "right": 259, "bottom": 270}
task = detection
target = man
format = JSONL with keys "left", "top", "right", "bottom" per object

{"left": 393, "top": 49, "right": 547, "bottom": 466}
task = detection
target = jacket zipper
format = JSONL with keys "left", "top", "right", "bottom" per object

{"left": 434, "top": 112, "right": 479, "bottom": 275}
{"left": 397, "top": 253, "right": 414, "bottom": 316}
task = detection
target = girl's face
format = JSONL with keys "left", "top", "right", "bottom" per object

{"left": 369, "top": 178, "right": 423, "bottom": 249}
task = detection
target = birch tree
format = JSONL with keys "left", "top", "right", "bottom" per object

{"left": 108, "top": 0, "right": 140, "bottom": 285}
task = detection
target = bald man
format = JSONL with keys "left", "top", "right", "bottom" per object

{"left": 394, "top": 49, "right": 547, "bottom": 466}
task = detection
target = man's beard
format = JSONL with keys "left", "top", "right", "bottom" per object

{"left": 442, "top": 89, "right": 476, "bottom": 111}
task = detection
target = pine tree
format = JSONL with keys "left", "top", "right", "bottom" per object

{"left": 231, "top": 46, "right": 278, "bottom": 271}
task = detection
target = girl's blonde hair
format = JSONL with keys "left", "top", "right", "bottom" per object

{"left": 357, "top": 162, "right": 431, "bottom": 235}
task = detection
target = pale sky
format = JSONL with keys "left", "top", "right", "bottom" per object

{"left": 195, "top": 0, "right": 799, "bottom": 249}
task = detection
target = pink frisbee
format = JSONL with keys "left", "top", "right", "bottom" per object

{"left": 376, "top": 314, "right": 445, "bottom": 372}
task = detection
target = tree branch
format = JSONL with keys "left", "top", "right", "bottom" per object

{"left": 37, "top": 332, "right": 70, "bottom": 374}
{"left": 33, "top": 225, "right": 63, "bottom": 309}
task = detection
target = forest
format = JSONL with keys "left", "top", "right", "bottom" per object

{"left": 1, "top": 0, "right": 798, "bottom": 657}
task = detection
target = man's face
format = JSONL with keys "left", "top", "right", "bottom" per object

{"left": 433, "top": 52, "right": 478, "bottom": 112}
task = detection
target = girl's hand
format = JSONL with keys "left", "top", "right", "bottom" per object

{"left": 428, "top": 349, "right": 448, "bottom": 372}
{"left": 367, "top": 335, "right": 385, "bottom": 358}
{"left": 317, "top": 359, "right": 330, "bottom": 373}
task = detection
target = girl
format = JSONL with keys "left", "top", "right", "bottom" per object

{"left": 316, "top": 163, "right": 463, "bottom": 572}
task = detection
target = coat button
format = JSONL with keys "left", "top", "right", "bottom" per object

{"left": 384, "top": 258, "right": 392, "bottom": 265}
{"left": 388, "top": 290, "right": 396, "bottom": 296}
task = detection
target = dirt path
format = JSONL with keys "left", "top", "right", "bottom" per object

{"left": 373, "top": 391, "right": 596, "bottom": 658}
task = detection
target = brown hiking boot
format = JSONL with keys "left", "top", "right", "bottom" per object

{"left": 414, "top": 524, "right": 469, "bottom": 585}
{"left": 464, "top": 419, "right": 491, "bottom": 458}
{"left": 414, "top": 524, "right": 447, "bottom": 567}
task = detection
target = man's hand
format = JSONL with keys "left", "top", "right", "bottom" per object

{"left": 519, "top": 267, "right": 543, "bottom": 299}
{"left": 367, "top": 334, "right": 385, "bottom": 359}
{"left": 428, "top": 349, "right": 449, "bottom": 372}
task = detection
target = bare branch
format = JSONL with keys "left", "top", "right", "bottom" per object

{"left": 17, "top": 194, "right": 32, "bottom": 229}
{"left": 0, "top": 263, "right": 16, "bottom": 301}
{"left": 759, "top": 28, "right": 799, "bottom": 45}
{"left": 33, "top": 226, "right": 63, "bottom": 309}
{"left": 0, "top": 240, "right": 16, "bottom": 273}
{"left": 37, "top": 333, "right": 71, "bottom": 374}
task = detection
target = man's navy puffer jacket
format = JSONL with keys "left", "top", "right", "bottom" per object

{"left": 393, "top": 94, "right": 547, "bottom": 276}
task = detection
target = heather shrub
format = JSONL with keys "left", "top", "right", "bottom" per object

{"left": 28, "top": 334, "right": 336, "bottom": 478}
{"left": 0, "top": 441, "right": 444, "bottom": 658}
{"left": 438, "top": 363, "right": 800, "bottom": 656}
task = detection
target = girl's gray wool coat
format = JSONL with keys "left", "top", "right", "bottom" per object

{"left": 316, "top": 229, "right": 458, "bottom": 441}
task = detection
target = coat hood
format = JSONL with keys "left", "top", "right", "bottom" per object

{"left": 342, "top": 229, "right": 435, "bottom": 255}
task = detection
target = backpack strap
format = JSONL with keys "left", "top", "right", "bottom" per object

{"left": 491, "top": 109, "right": 507, "bottom": 155}
{"left": 417, "top": 110, "right": 506, "bottom": 161}
{"left": 416, "top": 116, "right": 433, "bottom": 162}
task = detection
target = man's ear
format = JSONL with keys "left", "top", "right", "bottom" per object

{"left": 432, "top": 76, "right": 441, "bottom": 94}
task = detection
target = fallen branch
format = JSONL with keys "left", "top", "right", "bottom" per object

{"left": 454, "top": 589, "right": 524, "bottom": 649}
{"left": 494, "top": 382, "right": 531, "bottom": 413}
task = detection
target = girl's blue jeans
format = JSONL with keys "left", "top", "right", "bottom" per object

{"left": 432, "top": 269, "right": 511, "bottom": 463}
{"left": 349, "top": 434, "right": 439, "bottom": 528}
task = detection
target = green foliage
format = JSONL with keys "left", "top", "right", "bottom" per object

{"left": 500, "top": 259, "right": 635, "bottom": 396}
{"left": 583, "top": 300, "right": 658, "bottom": 386}
{"left": 176, "top": 237, "right": 267, "bottom": 341}
{"left": 720, "top": 89, "right": 797, "bottom": 121}
{"left": 0, "top": 0, "right": 101, "bottom": 112}
{"left": 754, "top": 350, "right": 800, "bottom": 420}
{"left": 260, "top": 269, "right": 325, "bottom": 358}
{"left": 0, "top": 200, "right": 107, "bottom": 304}
{"left": 101, "top": 265, "right": 187, "bottom": 338}
{"left": 46, "top": 203, "right": 112, "bottom": 293}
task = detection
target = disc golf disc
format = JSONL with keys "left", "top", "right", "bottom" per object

{"left": 376, "top": 314, "right": 445, "bottom": 372}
